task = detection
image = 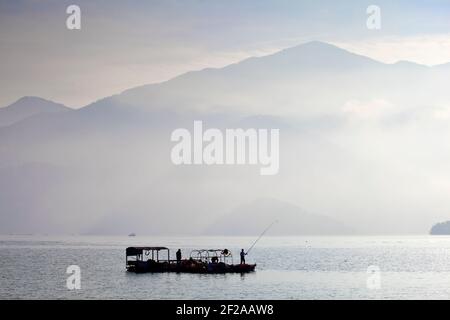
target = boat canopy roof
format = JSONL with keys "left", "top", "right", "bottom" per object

{"left": 126, "top": 247, "right": 169, "bottom": 256}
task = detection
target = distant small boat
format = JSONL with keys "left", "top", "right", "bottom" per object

{"left": 125, "top": 247, "right": 256, "bottom": 274}
{"left": 128, "top": 233, "right": 136, "bottom": 237}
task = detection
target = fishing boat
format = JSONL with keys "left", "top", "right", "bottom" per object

{"left": 125, "top": 247, "right": 256, "bottom": 274}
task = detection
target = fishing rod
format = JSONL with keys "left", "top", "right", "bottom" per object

{"left": 246, "top": 220, "right": 278, "bottom": 255}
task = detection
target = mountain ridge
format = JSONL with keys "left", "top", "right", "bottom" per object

{"left": 0, "top": 96, "right": 70, "bottom": 127}
{"left": 205, "top": 197, "right": 354, "bottom": 236}
{"left": 5, "top": 41, "right": 449, "bottom": 114}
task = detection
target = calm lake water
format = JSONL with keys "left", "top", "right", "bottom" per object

{"left": 1, "top": 235, "right": 450, "bottom": 299}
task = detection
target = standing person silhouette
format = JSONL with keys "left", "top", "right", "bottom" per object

{"left": 240, "top": 249, "right": 247, "bottom": 264}
{"left": 176, "top": 249, "right": 182, "bottom": 265}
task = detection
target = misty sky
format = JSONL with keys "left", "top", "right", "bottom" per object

{"left": 0, "top": 0, "right": 449, "bottom": 108}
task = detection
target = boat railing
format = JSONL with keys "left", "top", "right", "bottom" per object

{"left": 189, "top": 249, "right": 234, "bottom": 265}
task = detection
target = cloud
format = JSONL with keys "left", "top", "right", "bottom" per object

{"left": 342, "top": 99, "right": 394, "bottom": 119}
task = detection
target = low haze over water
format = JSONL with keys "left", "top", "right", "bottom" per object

{"left": 1, "top": 235, "right": 450, "bottom": 299}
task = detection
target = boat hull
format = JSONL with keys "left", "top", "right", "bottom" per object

{"left": 127, "top": 261, "right": 256, "bottom": 274}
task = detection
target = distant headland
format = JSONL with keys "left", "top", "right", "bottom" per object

{"left": 430, "top": 221, "right": 450, "bottom": 235}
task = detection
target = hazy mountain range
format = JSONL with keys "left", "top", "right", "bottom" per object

{"left": 1, "top": 41, "right": 450, "bottom": 235}
{"left": 0, "top": 96, "right": 70, "bottom": 128}
{"left": 206, "top": 198, "right": 354, "bottom": 236}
